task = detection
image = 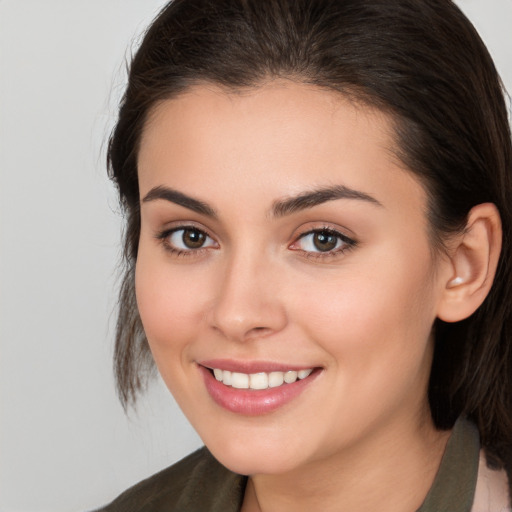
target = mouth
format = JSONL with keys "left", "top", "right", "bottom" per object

{"left": 209, "top": 367, "right": 314, "bottom": 390}
{"left": 198, "top": 361, "right": 322, "bottom": 415}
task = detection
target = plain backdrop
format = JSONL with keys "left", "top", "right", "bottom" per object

{"left": 0, "top": 1, "right": 511, "bottom": 511}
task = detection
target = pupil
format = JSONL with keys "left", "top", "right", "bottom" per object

{"left": 183, "top": 229, "right": 205, "bottom": 249}
{"left": 313, "top": 231, "right": 337, "bottom": 252}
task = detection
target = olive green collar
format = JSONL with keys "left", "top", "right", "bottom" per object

{"left": 417, "top": 418, "right": 480, "bottom": 512}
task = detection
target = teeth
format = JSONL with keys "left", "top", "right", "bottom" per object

{"left": 268, "top": 371, "right": 284, "bottom": 388}
{"left": 249, "top": 372, "right": 268, "bottom": 390}
{"left": 284, "top": 370, "right": 298, "bottom": 383}
{"left": 231, "top": 372, "right": 249, "bottom": 389}
{"left": 298, "top": 369, "right": 313, "bottom": 379}
{"left": 211, "top": 368, "right": 314, "bottom": 390}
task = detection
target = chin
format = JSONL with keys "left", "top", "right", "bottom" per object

{"left": 213, "top": 448, "right": 297, "bottom": 476}
{"left": 201, "top": 430, "right": 310, "bottom": 476}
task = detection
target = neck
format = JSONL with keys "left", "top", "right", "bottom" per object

{"left": 241, "top": 408, "right": 451, "bottom": 512}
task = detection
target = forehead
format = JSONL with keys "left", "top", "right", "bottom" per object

{"left": 137, "top": 81, "right": 426, "bottom": 220}
{"left": 140, "top": 81, "right": 394, "bottom": 161}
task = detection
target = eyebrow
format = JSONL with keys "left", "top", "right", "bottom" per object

{"left": 272, "top": 185, "right": 382, "bottom": 217}
{"left": 141, "top": 183, "right": 382, "bottom": 218}
{"left": 142, "top": 185, "right": 217, "bottom": 218}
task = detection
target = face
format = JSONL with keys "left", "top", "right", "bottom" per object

{"left": 136, "top": 81, "right": 451, "bottom": 476}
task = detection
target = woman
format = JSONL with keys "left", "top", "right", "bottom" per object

{"left": 97, "top": 0, "right": 512, "bottom": 510}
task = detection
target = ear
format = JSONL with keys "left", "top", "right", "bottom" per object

{"left": 436, "top": 203, "right": 502, "bottom": 323}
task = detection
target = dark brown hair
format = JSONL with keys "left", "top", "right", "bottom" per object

{"left": 108, "top": 0, "right": 512, "bottom": 471}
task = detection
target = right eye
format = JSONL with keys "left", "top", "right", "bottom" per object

{"left": 158, "top": 227, "right": 217, "bottom": 254}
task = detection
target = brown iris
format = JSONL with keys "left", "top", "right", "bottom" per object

{"left": 182, "top": 228, "right": 206, "bottom": 249}
{"left": 313, "top": 230, "right": 339, "bottom": 252}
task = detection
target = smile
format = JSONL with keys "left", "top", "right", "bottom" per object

{"left": 199, "top": 362, "right": 321, "bottom": 415}
{"left": 212, "top": 368, "right": 313, "bottom": 389}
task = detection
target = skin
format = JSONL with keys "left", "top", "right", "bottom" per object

{"left": 135, "top": 81, "right": 458, "bottom": 512}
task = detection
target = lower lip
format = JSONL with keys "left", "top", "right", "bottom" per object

{"left": 199, "top": 365, "right": 321, "bottom": 415}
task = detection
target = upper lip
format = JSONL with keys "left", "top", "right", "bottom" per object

{"left": 199, "top": 359, "right": 319, "bottom": 374}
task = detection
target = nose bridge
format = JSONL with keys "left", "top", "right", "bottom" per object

{"left": 210, "top": 243, "right": 287, "bottom": 341}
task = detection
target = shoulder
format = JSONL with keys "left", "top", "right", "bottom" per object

{"left": 93, "top": 447, "right": 246, "bottom": 512}
{"left": 93, "top": 448, "right": 208, "bottom": 512}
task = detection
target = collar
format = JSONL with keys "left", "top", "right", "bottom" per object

{"left": 417, "top": 418, "right": 480, "bottom": 512}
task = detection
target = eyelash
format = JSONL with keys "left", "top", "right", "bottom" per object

{"left": 155, "top": 226, "right": 217, "bottom": 257}
{"left": 290, "top": 227, "right": 357, "bottom": 260}
{"left": 155, "top": 226, "right": 357, "bottom": 260}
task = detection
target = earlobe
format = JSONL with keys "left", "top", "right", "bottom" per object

{"left": 437, "top": 203, "right": 502, "bottom": 323}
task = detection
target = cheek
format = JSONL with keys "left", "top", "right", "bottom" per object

{"left": 134, "top": 249, "right": 218, "bottom": 412}
{"left": 296, "top": 268, "right": 436, "bottom": 442}
{"left": 134, "top": 248, "right": 209, "bottom": 360}
{"left": 292, "top": 246, "right": 437, "bottom": 381}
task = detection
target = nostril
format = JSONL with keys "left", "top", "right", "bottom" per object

{"left": 245, "top": 326, "right": 272, "bottom": 339}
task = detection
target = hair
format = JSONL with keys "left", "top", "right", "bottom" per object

{"left": 107, "top": 0, "right": 512, "bottom": 472}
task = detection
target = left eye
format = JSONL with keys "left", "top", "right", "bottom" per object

{"left": 294, "top": 229, "right": 352, "bottom": 253}
{"left": 166, "top": 227, "right": 216, "bottom": 251}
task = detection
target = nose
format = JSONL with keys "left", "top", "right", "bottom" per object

{"left": 208, "top": 249, "right": 288, "bottom": 342}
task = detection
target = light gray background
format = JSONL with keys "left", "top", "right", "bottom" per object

{"left": 0, "top": 1, "right": 510, "bottom": 511}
